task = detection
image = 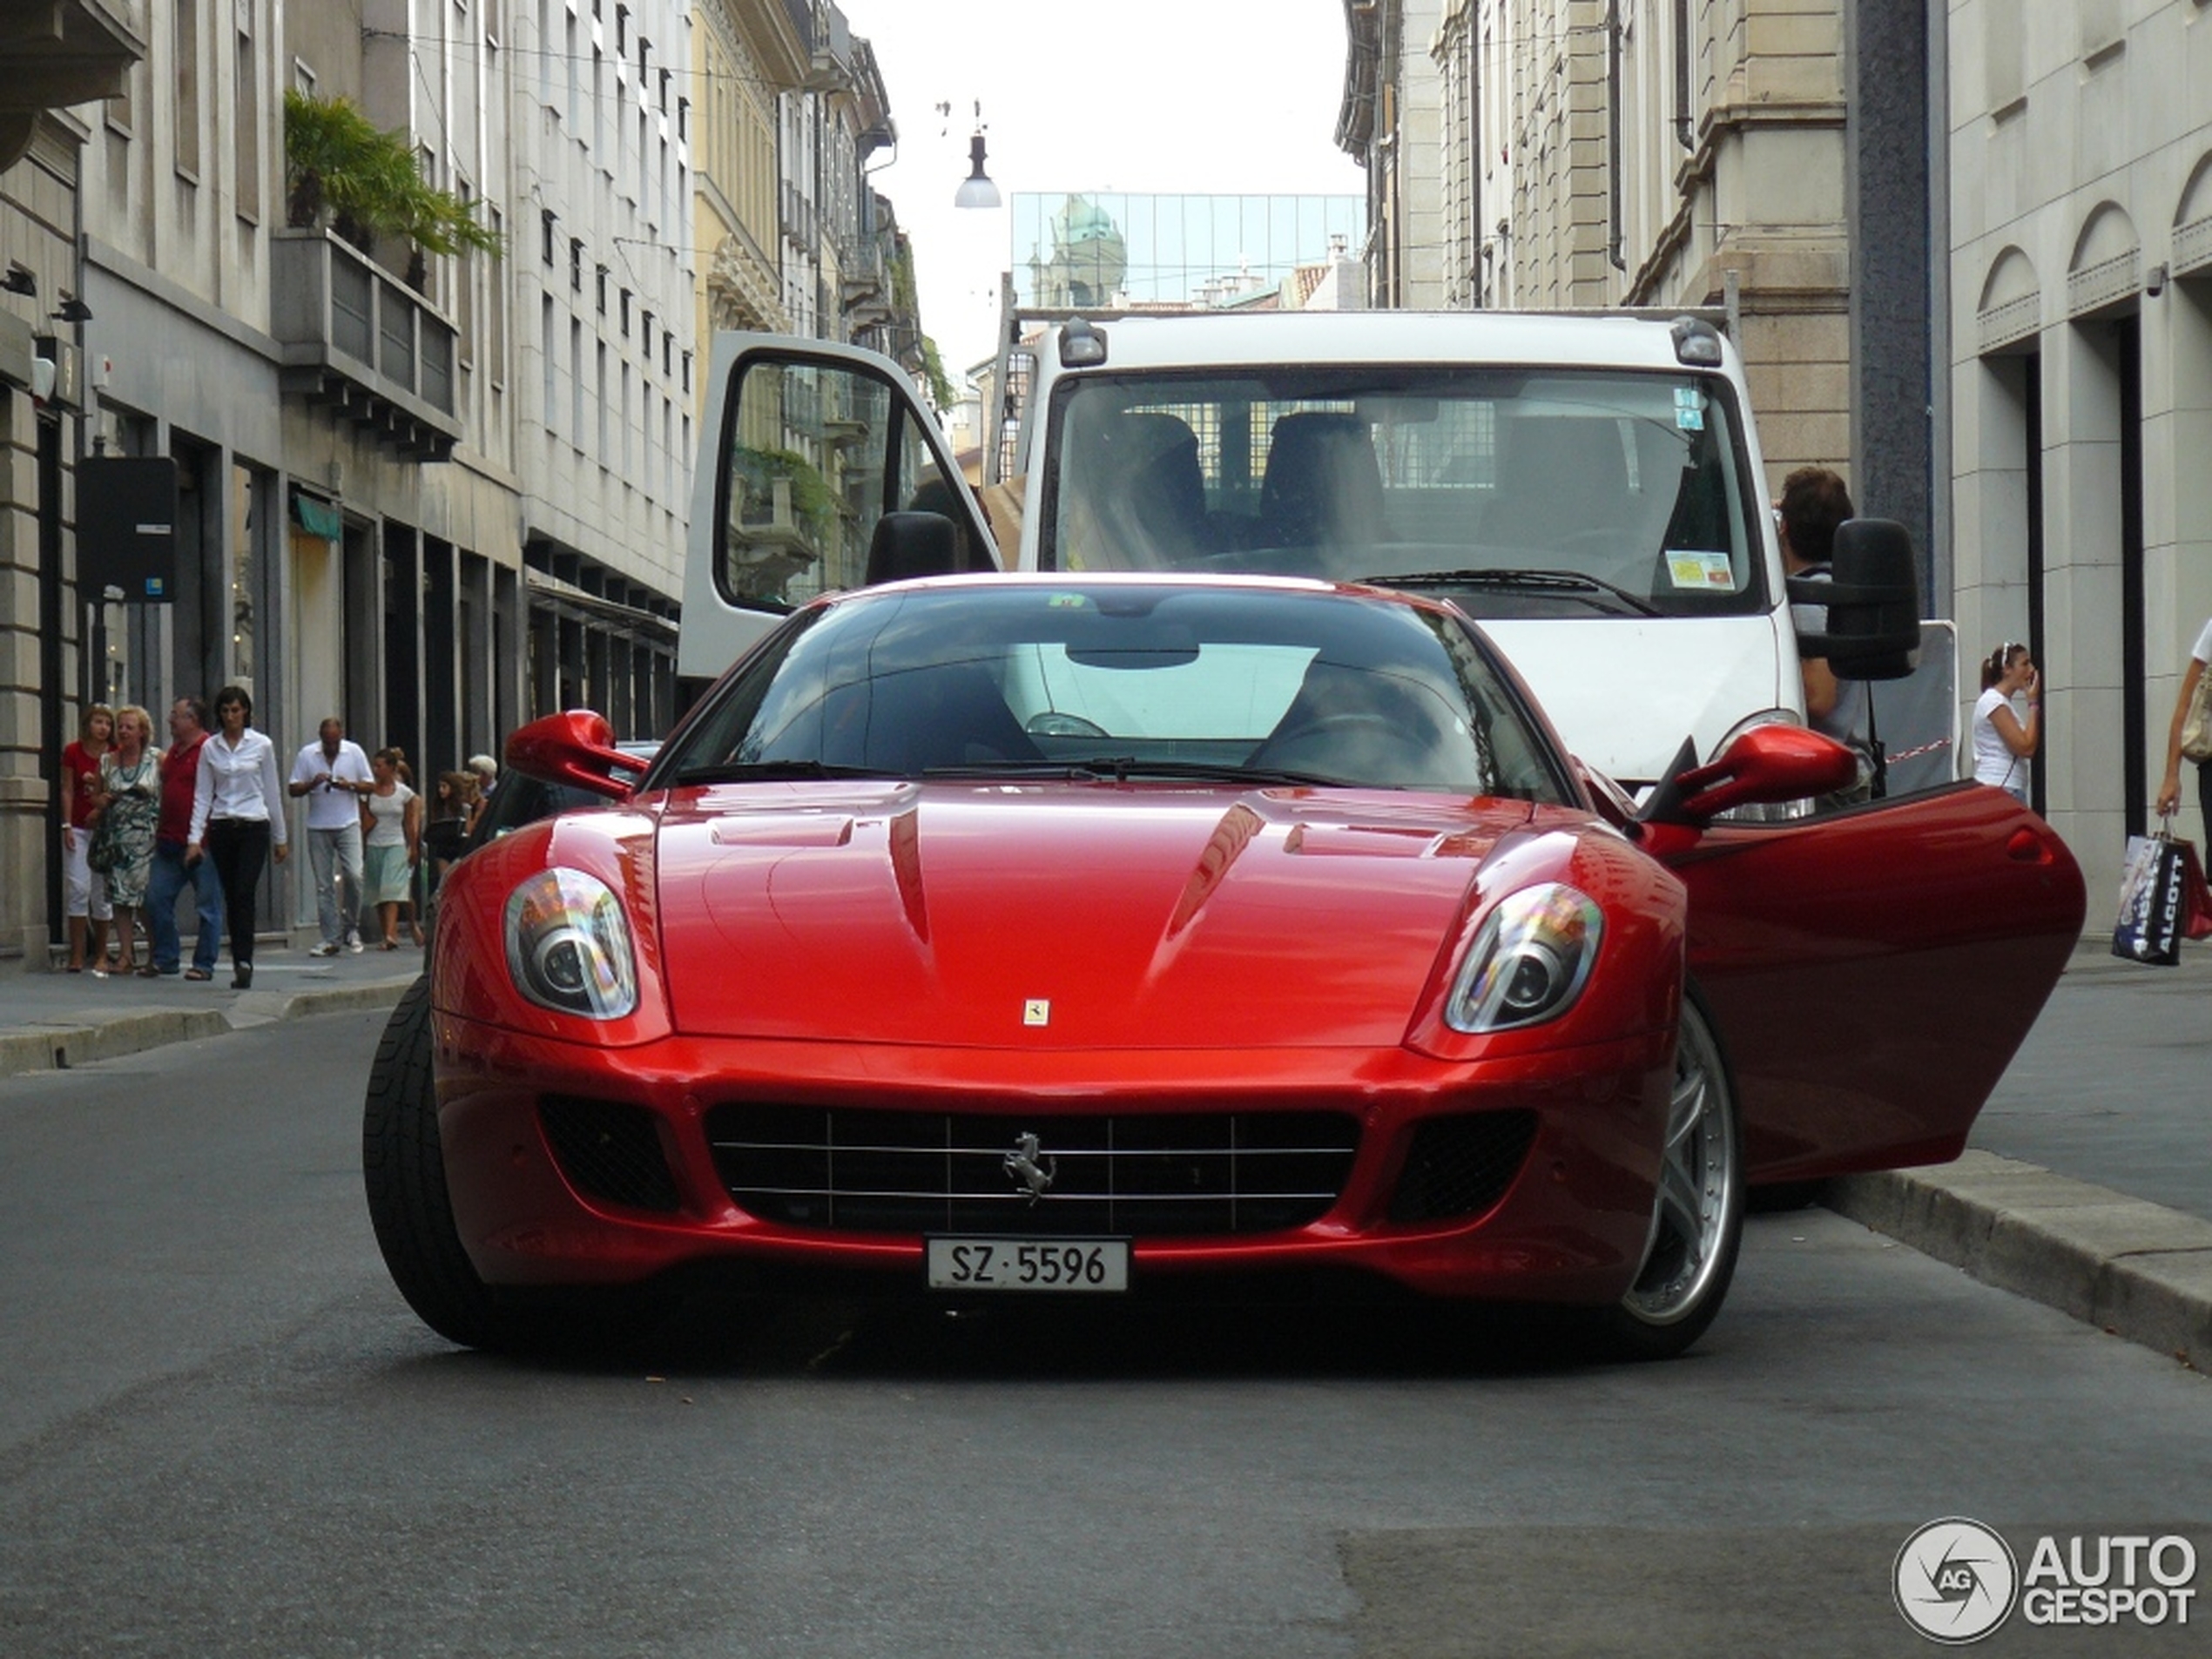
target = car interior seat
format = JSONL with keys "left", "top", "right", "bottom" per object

{"left": 1246, "top": 656, "right": 1471, "bottom": 790}
{"left": 1481, "top": 415, "right": 1641, "bottom": 553}
{"left": 850, "top": 661, "right": 1042, "bottom": 775}
{"left": 1067, "top": 408, "right": 1211, "bottom": 567}
{"left": 1256, "top": 411, "right": 1388, "bottom": 553}
{"left": 864, "top": 510, "right": 963, "bottom": 585}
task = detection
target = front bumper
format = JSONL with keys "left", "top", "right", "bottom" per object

{"left": 434, "top": 1010, "right": 1675, "bottom": 1308}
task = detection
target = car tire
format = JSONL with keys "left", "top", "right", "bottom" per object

{"left": 1581, "top": 984, "right": 1744, "bottom": 1361}
{"left": 361, "top": 973, "right": 514, "bottom": 1350}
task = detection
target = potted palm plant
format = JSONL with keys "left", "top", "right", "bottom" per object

{"left": 284, "top": 90, "right": 501, "bottom": 287}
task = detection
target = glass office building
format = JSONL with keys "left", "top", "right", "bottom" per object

{"left": 1012, "top": 192, "right": 1366, "bottom": 311}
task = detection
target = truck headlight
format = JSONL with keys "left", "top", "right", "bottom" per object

{"left": 1445, "top": 884, "right": 1603, "bottom": 1033}
{"left": 504, "top": 868, "right": 638, "bottom": 1020}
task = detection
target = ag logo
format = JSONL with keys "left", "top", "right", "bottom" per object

{"left": 1895, "top": 1518, "right": 2020, "bottom": 1643}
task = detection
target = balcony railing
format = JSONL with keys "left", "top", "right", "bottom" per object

{"left": 270, "top": 229, "right": 463, "bottom": 462}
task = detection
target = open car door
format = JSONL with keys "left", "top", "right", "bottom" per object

{"left": 1641, "top": 776, "right": 2085, "bottom": 1184}
{"left": 678, "top": 334, "right": 996, "bottom": 696}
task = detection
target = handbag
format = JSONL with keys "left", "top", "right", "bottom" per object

{"left": 2111, "top": 824, "right": 2209, "bottom": 964}
{"left": 2183, "top": 668, "right": 2212, "bottom": 764}
{"left": 84, "top": 814, "right": 124, "bottom": 875}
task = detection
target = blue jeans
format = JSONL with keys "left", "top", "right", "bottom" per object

{"left": 147, "top": 837, "right": 224, "bottom": 974}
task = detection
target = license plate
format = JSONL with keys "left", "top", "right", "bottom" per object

{"left": 926, "top": 1237, "right": 1130, "bottom": 1293}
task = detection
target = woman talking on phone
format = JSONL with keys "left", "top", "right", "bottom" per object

{"left": 1973, "top": 641, "right": 2041, "bottom": 805}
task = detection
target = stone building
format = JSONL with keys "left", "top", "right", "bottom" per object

{"left": 0, "top": 0, "right": 143, "bottom": 960}
{"left": 1946, "top": 0, "right": 2212, "bottom": 884}
{"left": 0, "top": 0, "right": 926, "bottom": 964}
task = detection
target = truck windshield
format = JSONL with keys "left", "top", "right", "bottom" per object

{"left": 1042, "top": 368, "right": 1766, "bottom": 618}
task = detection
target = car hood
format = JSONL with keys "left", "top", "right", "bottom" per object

{"left": 652, "top": 782, "right": 1535, "bottom": 1048}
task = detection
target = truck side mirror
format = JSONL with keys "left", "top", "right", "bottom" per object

{"left": 1787, "top": 516, "right": 1921, "bottom": 682}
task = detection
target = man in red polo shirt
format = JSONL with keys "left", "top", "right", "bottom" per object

{"left": 145, "top": 695, "right": 224, "bottom": 979}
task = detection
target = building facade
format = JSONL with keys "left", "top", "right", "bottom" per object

{"left": 0, "top": 0, "right": 144, "bottom": 960}
{"left": 1947, "top": 0, "right": 2212, "bottom": 895}
{"left": 0, "top": 0, "right": 935, "bottom": 966}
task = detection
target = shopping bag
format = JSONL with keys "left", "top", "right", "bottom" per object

{"left": 2182, "top": 838, "right": 2212, "bottom": 942}
{"left": 2112, "top": 833, "right": 2187, "bottom": 965}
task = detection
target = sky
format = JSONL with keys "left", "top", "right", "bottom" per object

{"left": 834, "top": 0, "right": 1367, "bottom": 379}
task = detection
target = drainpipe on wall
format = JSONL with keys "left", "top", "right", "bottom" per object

{"left": 1608, "top": 0, "right": 1627, "bottom": 277}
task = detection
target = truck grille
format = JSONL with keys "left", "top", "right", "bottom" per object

{"left": 705, "top": 1104, "right": 1359, "bottom": 1237}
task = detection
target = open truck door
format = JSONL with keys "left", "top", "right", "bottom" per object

{"left": 678, "top": 334, "right": 995, "bottom": 699}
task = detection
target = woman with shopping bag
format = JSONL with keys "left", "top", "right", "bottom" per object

{"left": 2154, "top": 617, "right": 2212, "bottom": 846}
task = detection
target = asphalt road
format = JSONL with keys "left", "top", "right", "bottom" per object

{"left": 3, "top": 1010, "right": 2208, "bottom": 1657}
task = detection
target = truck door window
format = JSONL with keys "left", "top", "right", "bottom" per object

{"left": 718, "top": 359, "right": 895, "bottom": 610}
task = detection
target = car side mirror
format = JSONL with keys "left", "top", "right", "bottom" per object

{"left": 1639, "top": 725, "right": 1858, "bottom": 826}
{"left": 1788, "top": 516, "right": 1921, "bottom": 681}
{"left": 505, "top": 711, "right": 649, "bottom": 802}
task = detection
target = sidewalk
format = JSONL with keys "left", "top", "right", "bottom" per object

{"left": 3, "top": 929, "right": 2206, "bottom": 1371}
{"left": 0, "top": 940, "right": 420, "bottom": 1076}
{"left": 1826, "top": 936, "right": 2212, "bottom": 1370}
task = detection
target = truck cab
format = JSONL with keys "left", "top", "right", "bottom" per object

{"left": 679, "top": 314, "right": 1934, "bottom": 794}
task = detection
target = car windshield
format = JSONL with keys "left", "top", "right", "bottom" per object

{"left": 1042, "top": 367, "right": 1764, "bottom": 618}
{"left": 665, "top": 582, "right": 1575, "bottom": 801}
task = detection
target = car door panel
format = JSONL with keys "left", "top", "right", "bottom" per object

{"left": 1652, "top": 784, "right": 2085, "bottom": 1183}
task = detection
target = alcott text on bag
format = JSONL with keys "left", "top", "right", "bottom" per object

{"left": 2112, "top": 832, "right": 2195, "bottom": 965}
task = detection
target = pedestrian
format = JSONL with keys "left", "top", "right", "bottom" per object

{"left": 2155, "top": 617, "right": 2212, "bottom": 847}
{"left": 287, "top": 716, "right": 373, "bottom": 955}
{"left": 1777, "top": 465, "right": 1872, "bottom": 802}
{"left": 457, "top": 766, "right": 486, "bottom": 838}
{"left": 1973, "top": 641, "right": 2040, "bottom": 803}
{"left": 60, "top": 703, "right": 116, "bottom": 973}
{"left": 185, "top": 685, "right": 289, "bottom": 990}
{"left": 423, "top": 769, "right": 476, "bottom": 888}
{"left": 145, "top": 696, "right": 224, "bottom": 980}
{"left": 360, "top": 746, "right": 421, "bottom": 949}
{"left": 95, "top": 705, "right": 163, "bottom": 977}
{"left": 467, "top": 752, "right": 499, "bottom": 817}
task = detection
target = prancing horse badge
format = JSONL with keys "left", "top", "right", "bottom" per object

{"left": 1022, "top": 999, "right": 1050, "bottom": 1027}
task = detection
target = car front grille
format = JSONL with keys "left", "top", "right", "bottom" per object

{"left": 1386, "top": 1109, "right": 1538, "bottom": 1223}
{"left": 705, "top": 1104, "right": 1360, "bottom": 1237}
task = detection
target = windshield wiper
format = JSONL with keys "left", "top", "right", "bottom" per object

{"left": 921, "top": 757, "right": 1343, "bottom": 787}
{"left": 1360, "top": 567, "right": 1660, "bottom": 617}
{"left": 673, "top": 759, "right": 894, "bottom": 785}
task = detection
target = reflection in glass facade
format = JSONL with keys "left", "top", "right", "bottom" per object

{"left": 1012, "top": 192, "right": 1366, "bottom": 312}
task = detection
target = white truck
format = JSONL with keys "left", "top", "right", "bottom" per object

{"left": 680, "top": 310, "right": 1936, "bottom": 792}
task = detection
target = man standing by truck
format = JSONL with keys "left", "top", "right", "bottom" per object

{"left": 1779, "top": 465, "right": 1873, "bottom": 803}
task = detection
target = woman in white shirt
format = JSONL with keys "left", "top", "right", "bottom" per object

{"left": 2155, "top": 617, "right": 2212, "bottom": 846}
{"left": 185, "top": 685, "right": 290, "bottom": 988}
{"left": 1972, "top": 642, "right": 2040, "bottom": 804}
{"left": 360, "top": 746, "right": 421, "bottom": 950}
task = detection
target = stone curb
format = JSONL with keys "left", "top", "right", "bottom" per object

{"left": 0, "top": 977, "right": 415, "bottom": 1080}
{"left": 1826, "top": 1150, "right": 2212, "bottom": 1370}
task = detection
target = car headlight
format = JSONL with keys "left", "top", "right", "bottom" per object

{"left": 1444, "top": 883, "right": 1603, "bottom": 1033}
{"left": 503, "top": 868, "right": 638, "bottom": 1020}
